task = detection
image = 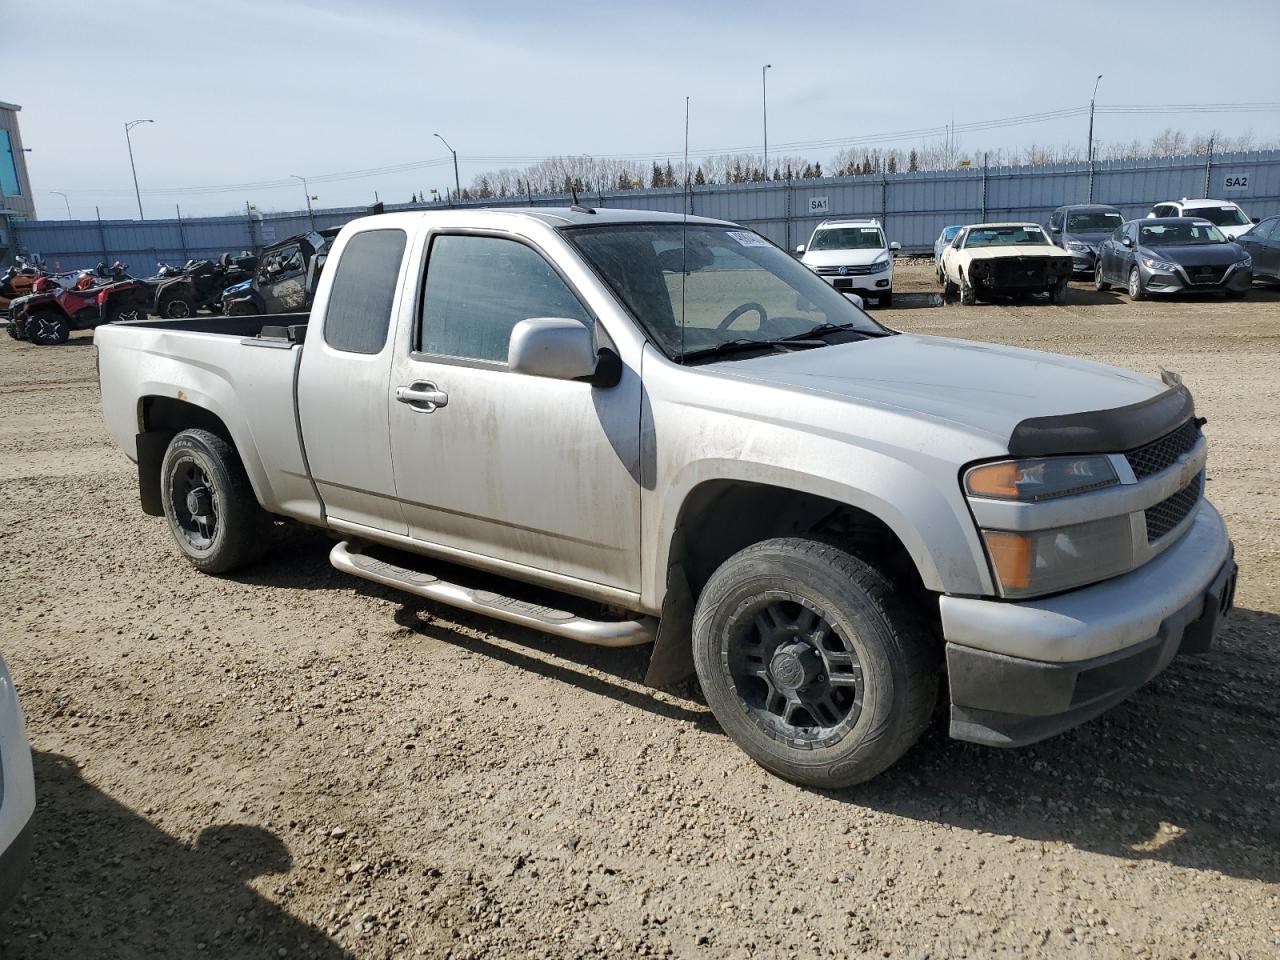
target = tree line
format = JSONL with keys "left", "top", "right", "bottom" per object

{"left": 429, "top": 128, "right": 1277, "bottom": 201}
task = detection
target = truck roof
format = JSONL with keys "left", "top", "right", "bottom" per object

{"left": 345, "top": 207, "right": 736, "bottom": 232}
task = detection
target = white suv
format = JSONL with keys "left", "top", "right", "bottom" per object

{"left": 796, "top": 218, "right": 900, "bottom": 307}
{"left": 1148, "top": 199, "right": 1257, "bottom": 240}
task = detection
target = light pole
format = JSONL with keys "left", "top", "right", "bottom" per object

{"left": 50, "top": 191, "right": 72, "bottom": 219}
{"left": 434, "top": 133, "right": 461, "bottom": 201}
{"left": 125, "top": 119, "right": 154, "bottom": 220}
{"left": 290, "top": 174, "right": 315, "bottom": 228}
{"left": 762, "top": 64, "right": 772, "bottom": 178}
{"left": 1086, "top": 74, "right": 1103, "bottom": 202}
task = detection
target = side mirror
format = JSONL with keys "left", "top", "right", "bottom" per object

{"left": 794, "top": 244, "right": 805, "bottom": 255}
{"left": 508, "top": 317, "right": 599, "bottom": 382}
{"left": 1121, "top": 236, "right": 1134, "bottom": 248}
{"left": 889, "top": 241, "right": 901, "bottom": 253}
{"left": 1047, "top": 223, "right": 1060, "bottom": 233}
{"left": 1252, "top": 217, "right": 1261, "bottom": 224}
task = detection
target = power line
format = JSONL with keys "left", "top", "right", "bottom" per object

{"left": 64, "top": 101, "right": 1280, "bottom": 199}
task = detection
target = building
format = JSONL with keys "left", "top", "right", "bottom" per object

{"left": 0, "top": 101, "right": 35, "bottom": 262}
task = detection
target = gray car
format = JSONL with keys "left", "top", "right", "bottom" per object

{"left": 1046, "top": 204, "right": 1124, "bottom": 276}
{"left": 1095, "top": 217, "right": 1252, "bottom": 299}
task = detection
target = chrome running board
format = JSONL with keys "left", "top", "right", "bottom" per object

{"left": 330, "top": 540, "right": 655, "bottom": 648}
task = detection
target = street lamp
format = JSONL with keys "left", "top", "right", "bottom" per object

{"left": 1086, "top": 74, "right": 1103, "bottom": 202}
{"left": 434, "top": 133, "right": 461, "bottom": 201}
{"left": 50, "top": 191, "right": 72, "bottom": 219}
{"left": 762, "top": 64, "right": 772, "bottom": 178}
{"left": 125, "top": 119, "right": 154, "bottom": 220}
{"left": 290, "top": 174, "right": 316, "bottom": 228}
{"left": 1087, "top": 74, "right": 1103, "bottom": 165}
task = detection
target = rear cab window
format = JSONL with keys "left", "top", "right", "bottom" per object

{"left": 322, "top": 229, "right": 408, "bottom": 354}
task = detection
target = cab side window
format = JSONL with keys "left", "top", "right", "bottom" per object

{"left": 1049, "top": 210, "right": 1063, "bottom": 232}
{"left": 322, "top": 229, "right": 407, "bottom": 355}
{"left": 418, "top": 234, "right": 592, "bottom": 363}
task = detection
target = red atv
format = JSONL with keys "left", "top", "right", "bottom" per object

{"left": 10, "top": 272, "right": 151, "bottom": 345}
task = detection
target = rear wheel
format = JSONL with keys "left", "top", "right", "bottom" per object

{"left": 692, "top": 538, "right": 938, "bottom": 788}
{"left": 959, "top": 274, "right": 977, "bottom": 305}
{"left": 1128, "top": 267, "right": 1147, "bottom": 301}
{"left": 160, "top": 295, "right": 194, "bottom": 319}
{"left": 107, "top": 303, "right": 145, "bottom": 324}
{"left": 1094, "top": 263, "right": 1110, "bottom": 292}
{"left": 160, "top": 429, "right": 269, "bottom": 574}
{"left": 27, "top": 313, "right": 69, "bottom": 345}
{"left": 225, "top": 299, "right": 260, "bottom": 317}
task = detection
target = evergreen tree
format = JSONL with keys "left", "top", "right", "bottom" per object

{"left": 616, "top": 172, "right": 631, "bottom": 190}
{"left": 650, "top": 162, "right": 665, "bottom": 187}
{"left": 800, "top": 162, "right": 814, "bottom": 179}
{"left": 907, "top": 149, "right": 919, "bottom": 172}
{"left": 887, "top": 155, "right": 898, "bottom": 174}
{"left": 772, "top": 167, "right": 781, "bottom": 180}
{"left": 813, "top": 161, "right": 822, "bottom": 178}
{"left": 694, "top": 166, "right": 706, "bottom": 185}
{"left": 664, "top": 161, "right": 676, "bottom": 186}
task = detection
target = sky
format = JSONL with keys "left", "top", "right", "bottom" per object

{"left": 8, "top": 0, "right": 1280, "bottom": 220}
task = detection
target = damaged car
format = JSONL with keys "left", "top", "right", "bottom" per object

{"left": 940, "top": 222, "right": 1075, "bottom": 304}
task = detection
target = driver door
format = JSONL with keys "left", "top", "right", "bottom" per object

{"left": 387, "top": 231, "right": 643, "bottom": 592}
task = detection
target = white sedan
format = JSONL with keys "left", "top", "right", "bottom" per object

{"left": 940, "top": 222, "right": 1075, "bottom": 304}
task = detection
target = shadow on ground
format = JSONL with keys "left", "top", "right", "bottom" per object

{"left": 244, "top": 526, "right": 1278, "bottom": 885}
{"left": 0, "top": 753, "right": 353, "bottom": 960}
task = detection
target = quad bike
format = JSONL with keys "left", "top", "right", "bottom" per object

{"left": 152, "top": 252, "right": 257, "bottom": 319}
{"left": 10, "top": 275, "right": 152, "bottom": 345}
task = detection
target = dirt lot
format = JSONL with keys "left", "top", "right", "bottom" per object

{"left": 1, "top": 262, "right": 1278, "bottom": 959}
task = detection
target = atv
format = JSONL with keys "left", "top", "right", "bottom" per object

{"left": 152, "top": 252, "right": 257, "bottom": 319}
{"left": 10, "top": 274, "right": 152, "bottom": 345}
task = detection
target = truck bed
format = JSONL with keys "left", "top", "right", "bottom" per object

{"left": 95, "top": 311, "right": 322, "bottom": 524}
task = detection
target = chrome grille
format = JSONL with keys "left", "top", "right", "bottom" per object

{"left": 1125, "top": 419, "right": 1200, "bottom": 480}
{"left": 814, "top": 264, "right": 879, "bottom": 276}
{"left": 1145, "top": 474, "right": 1202, "bottom": 543}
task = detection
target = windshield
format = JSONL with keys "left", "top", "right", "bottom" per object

{"left": 940, "top": 226, "right": 962, "bottom": 242}
{"left": 1140, "top": 222, "right": 1227, "bottom": 246}
{"left": 566, "top": 224, "right": 885, "bottom": 361}
{"left": 1183, "top": 205, "right": 1248, "bottom": 227}
{"left": 964, "top": 225, "right": 1051, "bottom": 247}
{"left": 808, "top": 226, "right": 885, "bottom": 251}
{"left": 1066, "top": 212, "right": 1123, "bottom": 232}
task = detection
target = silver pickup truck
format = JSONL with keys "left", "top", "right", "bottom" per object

{"left": 96, "top": 208, "right": 1236, "bottom": 787}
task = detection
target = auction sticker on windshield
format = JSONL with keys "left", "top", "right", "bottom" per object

{"left": 726, "top": 231, "right": 770, "bottom": 247}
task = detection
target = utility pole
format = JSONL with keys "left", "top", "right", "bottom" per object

{"left": 762, "top": 64, "right": 772, "bottom": 177}
{"left": 1086, "top": 74, "right": 1103, "bottom": 166}
{"left": 50, "top": 191, "right": 71, "bottom": 219}
{"left": 290, "top": 174, "right": 315, "bottom": 229}
{"left": 125, "top": 119, "right": 154, "bottom": 220}
{"left": 434, "top": 133, "right": 461, "bottom": 200}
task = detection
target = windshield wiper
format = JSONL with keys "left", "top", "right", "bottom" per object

{"left": 680, "top": 337, "right": 826, "bottom": 363}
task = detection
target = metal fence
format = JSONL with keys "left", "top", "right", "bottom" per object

{"left": 14, "top": 149, "right": 1280, "bottom": 270}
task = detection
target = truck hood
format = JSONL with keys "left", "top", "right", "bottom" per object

{"left": 719, "top": 333, "right": 1165, "bottom": 448}
{"left": 801, "top": 248, "right": 890, "bottom": 268}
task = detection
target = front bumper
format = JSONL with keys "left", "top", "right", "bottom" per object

{"left": 941, "top": 503, "right": 1235, "bottom": 747}
{"left": 1141, "top": 261, "right": 1252, "bottom": 294}
{"left": 816, "top": 271, "right": 892, "bottom": 295}
{"left": 0, "top": 813, "right": 33, "bottom": 914}
{"left": 1067, "top": 248, "right": 1097, "bottom": 274}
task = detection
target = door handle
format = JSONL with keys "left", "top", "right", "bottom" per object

{"left": 395, "top": 381, "right": 449, "bottom": 411}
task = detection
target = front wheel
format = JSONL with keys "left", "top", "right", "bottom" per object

{"left": 160, "top": 295, "right": 194, "bottom": 319}
{"left": 107, "top": 303, "right": 146, "bottom": 324}
{"left": 1094, "top": 263, "right": 1110, "bottom": 292}
{"left": 28, "top": 313, "right": 69, "bottom": 345}
{"left": 160, "top": 429, "right": 270, "bottom": 574}
{"left": 959, "top": 275, "right": 977, "bottom": 305}
{"left": 692, "top": 538, "right": 938, "bottom": 788}
{"left": 1128, "top": 267, "right": 1147, "bottom": 301}
{"left": 878, "top": 289, "right": 893, "bottom": 308}
{"left": 1046, "top": 279, "right": 1068, "bottom": 304}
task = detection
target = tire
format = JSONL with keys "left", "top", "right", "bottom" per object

{"left": 879, "top": 289, "right": 893, "bottom": 308}
{"left": 942, "top": 276, "right": 959, "bottom": 300}
{"left": 959, "top": 274, "right": 977, "bottom": 305}
{"left": 1094, "top": 263, "right": 1110, "bottom": 292}
{"left": 692, "top": 538, "right": 938, "bottom": 788}
{"left": 1128, "top": 267, "right": 1147, "bottom": 301}
{"left": 225, "top": 299, "right": 260, "bottom": 317}
{"left": 1046, "top": 279, "right": 1068, "bottom": 304}
{"left": 5, "top": 319, "right": 20, "bottom": 340}
{"left": 160, "top": 295, "right": 193, "bottom": 319}
{"left": 160, "top": 429, "right": 269, "bottom": 574}
{"left": 27, "top": 313, "right": 69, "bottom": 345}
{"left": 107, "top": 303, "right": 146, "bottom": 324}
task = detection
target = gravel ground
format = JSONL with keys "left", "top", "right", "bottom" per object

{"left": 1, "top": 263, "right": 1278, "bottom": 959}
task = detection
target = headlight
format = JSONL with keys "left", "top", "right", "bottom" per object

{"left": 872, "top": 255, "right": 890, "bottom": 271}
{"left": 1067, "top": 241, "right": 1089, "bottom": 252}
{"left": 1238, "top": 253, "right": 1252, "bottom": 268}
{"left": 980, "top": 516, "right": 1135, "bottom": 598}
{"left": 965, "top": 456, "right": 1118, "bottom": 502}
{"left": 1140, "top": 254, "right": 1179, "bottom": 273}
